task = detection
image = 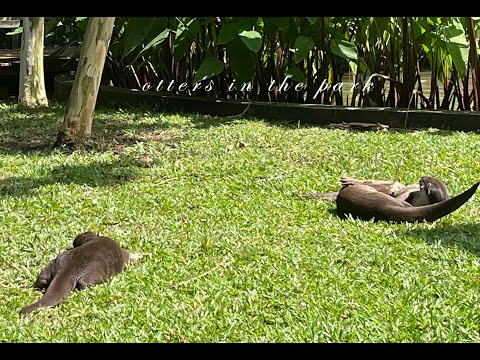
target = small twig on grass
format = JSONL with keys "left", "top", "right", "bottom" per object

{"left": 223, "top": 101, "right": 252, "bottom": 119}
{"left": 171, "top": 258, "right": 230, "bottom": 289}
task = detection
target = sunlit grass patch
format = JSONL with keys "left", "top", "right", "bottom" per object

{"left": 1, "top": 102, "right": 480, "bottom": 342}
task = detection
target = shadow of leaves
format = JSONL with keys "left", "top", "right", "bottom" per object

{"left": 0, "top": 159, "right": 140, "bottom": 198}
{"left": 403, "top": 222, "right": 480, "bottom": 256}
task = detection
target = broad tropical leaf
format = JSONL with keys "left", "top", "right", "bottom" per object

{"left": 331, "top": 38, "right": 358, "bottom": 60}
{"left": 285, "top": 67, "right": 306, "bottom": 84}
{"left": 131, "top": 29, "right": 170, "bottom": 64}
{"left": 123, "top": 17, "right": 154, "bottom": 58}
{"left": 218, "top": 18, "right": 251, "bottom": 44}
{"left": 293, "top": 36, "right": 315, "bottom": 64}
{"left": 239, "top": 30, "right": 262, "bottom": 53}
{"left": 227, "top": 37, "right": 255, "bottom": 84}
{"left": 443, "top": 19, "right": 469, "bottom": 77}
{"left": 174, "top": 17, "right": 199, "bottom": 60}
{"left": 193, "top": 57, "right": 225, "bottom": 83}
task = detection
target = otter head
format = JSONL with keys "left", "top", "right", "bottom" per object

{"left": 73, "top": 231, "right": 99, "bottom": 248}
{"left": 419, "top": 176, "right": 450, "bottom": 204}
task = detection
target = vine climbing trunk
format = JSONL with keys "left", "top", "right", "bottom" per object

{"left": 55, "top": 17, "right": 115, "bottom": 146}
{"left": 19, "top": 17, "right": 48, "bottom": 107}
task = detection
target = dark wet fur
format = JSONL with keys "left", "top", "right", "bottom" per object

{"left": 335, "top": 182, "right": 478, "bottom": 223}
{"left": 303, "top": 176, "right": 450, "bottom": 207}
{"left": 20, "top": 232, "right": 138, "bottom": 315}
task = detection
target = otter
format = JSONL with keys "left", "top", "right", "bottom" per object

{"left": 406, "top": 176, "right": 450, "bottom": 205}
{"left": 335, "top": 181, "right": 478, "bottom": 223}
{"left": 20, "top": 232, "right": 141, "bottom": 315}
{"left": 303, "top": 176, "right": 450, "bottom": 206}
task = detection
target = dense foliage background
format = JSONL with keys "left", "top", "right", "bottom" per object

{"left": 3, "top": 17, "right": 480, "bottom": 109}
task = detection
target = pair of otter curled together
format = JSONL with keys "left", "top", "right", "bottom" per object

{"left": 303, "top": 176, "right": 479, "bottom": 223}
{"left": 20, "top": 231, "right": 142, "bottom": 315}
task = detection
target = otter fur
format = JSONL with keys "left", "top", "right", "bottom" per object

{"left": 335, "top": 181, "right": 478, "bottom": 223}
{"left": 20, "top": 232, "right": 141, "bottom": 314}
{"left": 303, "top": 176, "right": 450, "bottom": 206}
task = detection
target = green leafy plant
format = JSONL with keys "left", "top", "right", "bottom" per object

{"left": 7, "top": 17, "right": 480, "bottom": 110}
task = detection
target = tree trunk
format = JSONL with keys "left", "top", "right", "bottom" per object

{"left": 55, "top": 17, "right": 115, "bottom": 146}
{"left": 19, "top": 17, "right": 48, "bottom": 107}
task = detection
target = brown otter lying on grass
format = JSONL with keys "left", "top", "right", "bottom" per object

{"left": 303, "top": 176, "right": 450, "bottom": 206}
{"left": 20, "top": 232, "right": 141, "bottom": 315}
{"left": 335, "top": 181, "right": 478, "bottom": 223}
{"left": 303, "top": 176, "right": 478, "bottom": 223}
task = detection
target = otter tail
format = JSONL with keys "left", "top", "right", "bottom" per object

{"left": 381, "top": 182, "right": 479, "bottom": 223}
{"left": 20, "top": 273, "right": 77, "bottom": 314}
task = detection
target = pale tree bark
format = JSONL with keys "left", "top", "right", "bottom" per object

{"left": 19, "top": 17, "right": 48, "bottom": 107}
{"left": 55, "top": 17, "right": 115, "bottom": 146}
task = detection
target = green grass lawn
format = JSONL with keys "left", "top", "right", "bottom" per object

{"left": 1, "top": 101, "right": 480, "bottom": 342}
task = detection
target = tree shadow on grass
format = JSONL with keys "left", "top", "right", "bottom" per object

{"left": 314, "top": 197, "right": 480, "bottom": 257}
{"left": 0, "top": 104, "right": 183, "bottom": 155}
{"left": 189, "top": 114, "right": 240, "bottom": 129}
{"left": 188, "top": 111, "right": 343, "bottom": 130}
{"left": 403, "top": 222, "right": 480, "bottom": 257}
{"left": 261, "top": 120, "right": 467, "bottom": 135}
{"left": 185, "top": 102, "right": 480, "bottom": 135}
{"left": 187, "top": 110, "right": 473, "bottom": 137}
{"left": 188, "top": 113, "right": 329, "bottom": 131}
{"left": 0, "top": 158, "right": 142, "bottom": 198}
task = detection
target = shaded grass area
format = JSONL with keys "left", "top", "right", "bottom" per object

{"left": 1, "top": 101, "right": 480, "bottom": 342}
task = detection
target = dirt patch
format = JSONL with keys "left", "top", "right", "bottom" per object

{"left": 110, "top": 130, "right": 178, "bottom": 154}
{"left": 0, "top": 129, "right": 180, "bottom": 155}
{"left": 0, "top": 135, "right": 55, "bottom": 153}
{"left": 113, "top": 130, "right": 175, "bottom": 146}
